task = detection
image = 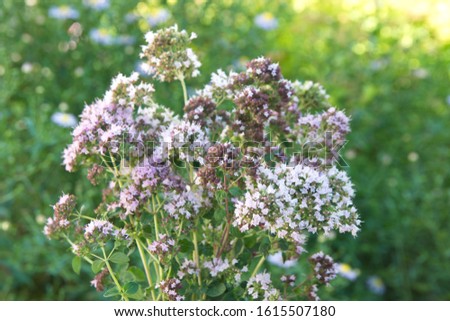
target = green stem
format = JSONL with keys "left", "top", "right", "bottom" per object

{"left": 62, "top": 234, "right": 93, "bottom": 264}
{"left": 101, "top": 246, "right": 129, "bottom": 301}
{"left": 250, "top": 256, "right": 266, "bottom": 279}
{"left": 153, "top": 197, "right": 160, "bottom": 240}
{"left": 178, "top": 74, "right": 188, "bottom": 105}
{"left": 192, "top": 229, "right": 202, "bottom": 288}
{"left": 136, "top": 239, "right": 156, "bottom": 301}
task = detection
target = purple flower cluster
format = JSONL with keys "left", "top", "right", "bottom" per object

{"left": 157, "top": 278, "right": 184, "bottom": 301}
{"left": 309, "top": 251, "right": 338, "bottom": 285}
{"left": 84, "top": 219, "right": 127, "bottom": 241}
{"left": 148, "top": 234, "right": 175, "bottom": 256}
{"left": 44, "top": 194, "right": 75, "bottom": 238}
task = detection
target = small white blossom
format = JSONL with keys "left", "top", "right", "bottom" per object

{"left": 51, "top": 112, "right": 78, "bottom": 128}
{"left": 254, "top": 12, "right": 278, "bottom": 30}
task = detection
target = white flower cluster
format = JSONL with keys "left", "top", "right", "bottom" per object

{"left": 159, "top": 120, "right": 210, "bottom": 165}
{"left": 199, "top": 69, "right": 238, "bottom": 100}
{"left": 296, "top": 107, "right": 350, "bottom": 146}
{"left": 247, "top": 272, "right": 280, "bottom": 300}
{"left": 104, "top": 72, "right": 154, "bottom": 107}
{"left": 140, "top": 25, "right": 201, "bottom": 81}
{"left": 292, "top": 80, "right": 330, "bottom": 110}
{"left": 234, "top": 163, "right": 360, "bottom": 252}
{"left": 84, "top": 220, "right": 127, "bottom": 241}
{"left": 84, "top": 220, "right": 113, "bottom": 238}
{"left": 203, "top": 257, "right": 232, "bottom": 277}
{"left": 164, "top": 186, "right": 210, "bottom": 220}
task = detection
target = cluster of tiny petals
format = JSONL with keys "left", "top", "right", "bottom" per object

{"left": 198, "top": 69, "right": 238, "bottom": 100}
{"left": 177, "top": 259, "right": 199, "bottom": 279}
{"left": 148, "top": 234, "right": 175, "bottom": 255}
{"left": 233, "top": 163, "right": 360, "bottom": 252}
{"left": 280, "top": 275, "right": 296, "bottom": 287}
{"left": 157, "top": 278, "right": 184, "bottom": 301}
{"left": 158, "top": 120, "right": 210, "bottom": 165}
{"left": 104, "top": 72, "right": 154, "bottom": 107}
{"left": 62, "top": 99, "right": 132, "bottom": 171}
{"left": 203, "top": 257, "right": 232, "bottom": 277}
{"left": 292, "top": 80, "right": 330, "bottom": 111}
{"left": 90, "top": 268, "right": 109, "bottom": 292}
{"left": 84, "top": 219, "right": 128, "bottom": 241}
{"left": 44, "top": 194, "right": 76, "bottom": 238}
{"left": 183, "top": 95, "right": 218, "bottom": 127}
{"left": 246, "top": 57, "right": 281, "bottom": 82}
{"left": 296, "top": 107, "right": 350, "bottom": 147}
{"left": 309, "top": 251, "right": 338, "bottom": 285}
{"left": 117, "top": 158, "right": 185, "bottom": 217}
{"left": 140, "top": 25, "right": 200, "bottom": 81}
{"left": 247, "top": 272, "right": 280, "bottom": 300}
{"left": 308, "top": 284, "right": 320, "bottom": 301}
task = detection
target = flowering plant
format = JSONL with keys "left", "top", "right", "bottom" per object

{"left": 45, "top": 25, "right": 360, "bottom": 301}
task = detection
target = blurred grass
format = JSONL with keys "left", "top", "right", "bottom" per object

{"left": 0, "top": 0, "right": 449, "bottom": 300}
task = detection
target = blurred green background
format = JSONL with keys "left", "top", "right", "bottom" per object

{"left": 0, "top": 0, "right": 449, "bottom": 300}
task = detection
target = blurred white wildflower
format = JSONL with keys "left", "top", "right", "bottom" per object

{"left": 125, "top": 12, "right": 138, "bottom": 24}
{"left": 446, "top": 95, "right": 450, "bottom": 106}
{"left": 336, "top": 263, "right": 360, "bottom": 281}
{"left": 267, "top": 251, "right": 298, "bottom": 268}
{"left": 89, "top": 28, "right": 115, "bottom": 45}
{"left": 146, "top": 8, "right": 170, "bottom": 27}
{"left": 407, "top": 152, "right": 419, "bottom": 162}
{"left": 412, "top": 68, "right": 429, "bottom": 79}
{"left": 21, "top": 62, "right": 33, "bottom": 74}
{"left": 83, "top": 0, "right": 110, "bottom": 11}
{"left": 48, "top": 5, "right": 79, "bottom": 20}
{"left": 369, "top": 59, "right": 387, "bottom": 71}
{"left": 135, "top": 60, "right": 148, "bottom": 76}
{"left": 367, "top": 276, "right": 386, "bottom": 295}
{"left": 254, "top": 12, "right": 278, "bottom": 30}
{"left": 51, "top": 112, "right": 78, "bottom": 128}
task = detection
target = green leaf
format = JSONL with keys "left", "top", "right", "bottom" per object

{"left": 128, "top": 266, "right": 145, "bottom": 282}
{"left": 214, "top": 190, "right": 227, "bottom": 206}
{"left": 72, "top": 256, "right": 81, "bottom": 275}
{"left": 103, "top": 287, "right": 120, "bottom": 298}
{"left": 109, "top": 252, "right": 129, "bottom": 264}
{"left": 206, "top": 282, "right": 226, "bottom": 298}
{"left": 203, "top": 208, "right": 214, "bottom": 220}
{"left": 244, "top": 234, "right": 257, "bottom": 249}
{"left": 142, "top": 225, "right": 153, "bottom": 238}
{"left": 279, "top": 239, "right": 289, "bottom": 251}
{"left": 124, "top": 282, "right": 139, "bottom": 295}
{"left": 178, "top": 239, "right": 194, "bottom": 253}
{"left": 92, "top": 260, "right": 105, "bottom": 274}
{"left": 213, "top": 207, "right": 226, "bottom": 222}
